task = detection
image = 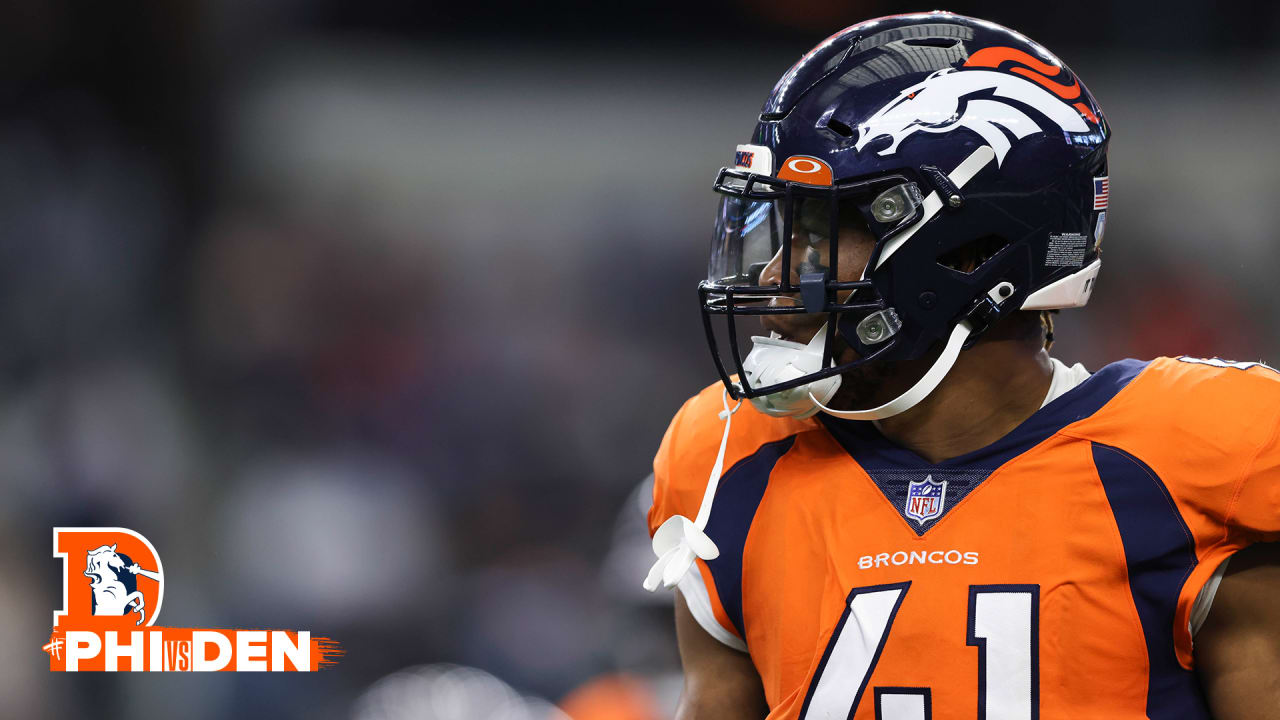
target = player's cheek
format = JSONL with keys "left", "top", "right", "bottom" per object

{"left": 837, "top": 238, "right": 872, "bottom": 283}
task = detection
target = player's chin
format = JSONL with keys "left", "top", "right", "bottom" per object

{"left": 832, "top": 356, "right": 899, "bottom": 408}
{"left": 760, "top": 315, "right": 826, "bottom": 344}
{"left": 834, "top": 340, "right": 864, "bottom": 365}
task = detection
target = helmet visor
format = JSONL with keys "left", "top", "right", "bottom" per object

{"left": 705, "top": 168, "right": 925, "bottom": 294}
{"left": 708, "top": 195, "right": 782, "bottom": 287}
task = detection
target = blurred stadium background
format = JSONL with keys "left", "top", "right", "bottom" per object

{"left": 2, "top": 1, "right": 1279, "bottom": 717}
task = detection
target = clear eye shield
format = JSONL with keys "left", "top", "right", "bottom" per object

{"left": 700, "top": 167, "right": 926, "bottom": 400}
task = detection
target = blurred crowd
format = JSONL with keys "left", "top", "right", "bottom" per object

{"left": 2, "top": 1, "right": 1279, "bottom": 718}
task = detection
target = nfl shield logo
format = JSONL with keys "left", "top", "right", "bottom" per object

{"left": 905, "top": 475, "right": 947, "bottom": 525}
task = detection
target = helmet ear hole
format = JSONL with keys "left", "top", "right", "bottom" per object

{"left": 937, "top": 234, "right": 1010, "bottom": 275}
{"left": 902, "top": 37, "right": 960, "bottom": 49}
{"left": 824, "top": 118, "right": 855, "bottom": 138}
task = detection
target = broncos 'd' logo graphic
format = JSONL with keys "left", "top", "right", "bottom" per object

{"left": 854, "top": 47, "right": 1096, "bottom": 166}
{"left": 85, "top": 544, "right": 161, "bottom": 626}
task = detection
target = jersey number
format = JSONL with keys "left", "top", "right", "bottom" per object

{"left": 799, "top": 582, "right": 1039, "bottom": 720}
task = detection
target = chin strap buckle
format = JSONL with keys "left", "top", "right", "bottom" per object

{"left": 962, "top": 281, "right": 1017, "bottom": 338}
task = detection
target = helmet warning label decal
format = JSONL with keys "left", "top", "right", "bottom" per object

{"left": 43, "top": 527, "right": 342, "bottom": 672}
{"left": 1046, "top": 232, "right": 1089, "bottom": 267}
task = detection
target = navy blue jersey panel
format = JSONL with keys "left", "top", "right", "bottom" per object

{"left": 704, "top": 435, "right": 798, "bottom": 639}
{"left": 850, "top": 468, "right": 992, "bottom": 534}
{"left": 820, "top": 359, "right": 1149, "bottom": 535}
{"left": 1091, "top": 442, "right": 1211, "bottom": 719}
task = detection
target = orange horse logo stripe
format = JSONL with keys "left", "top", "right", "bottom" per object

{"left": 964, "top": 46, "right": 1099, "bottom": 124}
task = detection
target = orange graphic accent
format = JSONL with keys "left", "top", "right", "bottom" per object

{"left": 313, "top": 637, "right": 345, "bottom": 669}
{"left": 777, "top": 156, "right": 834, "bottom": 185}
{"left": 1008, "top": 66, "right": 1079, "bottom": 99}
{"left": 965, "top": 46, "right": 1063, "bottom": 79}
{"left": 964, "top": 46, "right": 1099, "bottom": 125}
{"left": 1073, "top": 101, "right": 1099, "bottom": 124}
{"left": 966, "top": 46, "right": 1079, "bottom": 98}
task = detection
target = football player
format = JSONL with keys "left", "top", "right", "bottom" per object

{"left": 642, "top": 12, "right": 1280, "bottom": 720}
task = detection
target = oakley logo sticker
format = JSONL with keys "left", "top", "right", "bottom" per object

{"left": 777, "top": 155, "right": 833, "bottom": 185}
{"left": 854, "top": 47, "right": 1095, "bottom": 166}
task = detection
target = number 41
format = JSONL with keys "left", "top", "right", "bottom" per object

{"left": 799, "top": 582, "right": 1039, "bottom": 720}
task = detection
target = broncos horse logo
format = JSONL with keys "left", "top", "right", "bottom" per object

{"left": 84, "top": 544, "right": 161, "bottom": 626}
{"left": 854, "top": 47, "right": 1096, "bottom": 166}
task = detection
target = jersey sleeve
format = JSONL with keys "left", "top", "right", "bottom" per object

{"left": 648, "top": 391, "right": 748, "bottom": 651}
{"left": 648, "top": 383, "right": 813, "bottom": 652}
{"left": 1160, "top": 360, "right": 1280, "bottom": 546}
{"left": 1224, "top": 374, "right": 1280, "bottom": 541}
{"left": 1120, "top": 358, "right": 1280, "bottom": 667}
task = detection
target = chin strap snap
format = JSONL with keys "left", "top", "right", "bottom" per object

{"left": 643, "top": 389, "right": 741, "bottom": 592}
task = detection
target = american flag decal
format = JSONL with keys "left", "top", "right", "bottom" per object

{"left": 1093, "top": 176, "right": 1109, "bottom": 210}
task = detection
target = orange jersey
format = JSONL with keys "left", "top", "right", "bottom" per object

{"left": 649, "top": 357, "right": 1280, "bottom": 720}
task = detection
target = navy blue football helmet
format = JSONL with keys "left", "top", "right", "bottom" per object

{"left": 701, "top": 12, "right": 1110, "bottom": 408}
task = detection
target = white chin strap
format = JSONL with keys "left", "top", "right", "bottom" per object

{"left": 741, "top": 279, "right": 1016, "bottom": 422}
{"left": 738, "top": 318, "right": 972, "bottom": 422}
{"left": 809, "top": 320, "right": 972, "bottom": 420}
{"left": 643, "top": 389, "right": 741, "bottom": 592}
{"left": 740, "top": 326, "right": 842, "bottom": 419}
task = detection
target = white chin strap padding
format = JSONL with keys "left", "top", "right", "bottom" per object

{"left": 810, "top": 321, "right": 973, "bottom": 421}
{"left": 741, "top": 324, "right": 841, "bottom": 419}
